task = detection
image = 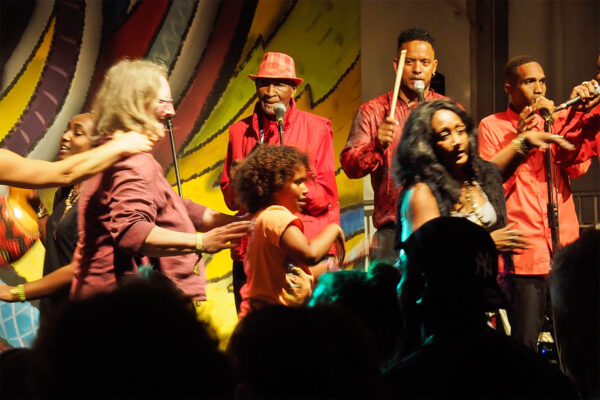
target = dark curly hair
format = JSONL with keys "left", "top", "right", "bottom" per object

{"left": 394, "top": 100, "right": 508, "bottom": 251}
{"left": 397, "top": 28, "right": 435, "bottom": 51}
{"left": 232, "top": 144, "right": 309, "bottom": 213}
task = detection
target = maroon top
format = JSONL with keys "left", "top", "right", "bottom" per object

{"left": 340, "top": 90, "right": 447, "bottom": 229}
{"left": 70, "top": 152, "right": 209, "bottom": 301}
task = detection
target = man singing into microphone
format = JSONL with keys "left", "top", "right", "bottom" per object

{"left": 220, "top": 52, "right": 340, "bottom": 312}
{"left": 478, "top": 55, "right": 595, "bottom": 350}
{"left": 340, "top": 28, "right": 447, "bottom": 264}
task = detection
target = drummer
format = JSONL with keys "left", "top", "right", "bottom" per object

{"left": 340, "top": 28, "right": 448, "bottom": 265}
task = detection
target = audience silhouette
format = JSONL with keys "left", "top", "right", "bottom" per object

{"left": 227, "top": 304, "right": 381, "bottom": 398}
{"left": 551, "top": 229, "right": 600, "bottom": 399}
{"left": 309, "top": 262, "right": 403, "bottom": 370}
{"left": 30, "top": 275, "right": 233, "bottom": 398}
{"left": 383, "top": 217, "right": 577, "bottom": 398}
{"left": 2, "top": 218, "right": 588, "bottom": 400}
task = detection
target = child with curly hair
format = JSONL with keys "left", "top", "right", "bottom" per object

{"left": 233, "top": 144, "right": 345, "bottom": 318}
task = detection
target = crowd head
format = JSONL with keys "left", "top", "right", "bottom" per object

{"left": 227, "top": 304, "right": 380, "bottom": 398}
{"left": 551, "top": 229, "right": 600, "bottom": 398}
{"left": 32, "top": 277, "right": 233, "bottom": 398}
{"left": 397, "top": 217, "right": 506, "bottom": 329}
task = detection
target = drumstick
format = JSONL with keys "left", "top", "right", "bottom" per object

{"left": 389, "top": 49, "right": 407, "bottom": 119}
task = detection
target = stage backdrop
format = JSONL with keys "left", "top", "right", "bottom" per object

{"left": 0, "top": 0, "right": 363, "bottom": 348}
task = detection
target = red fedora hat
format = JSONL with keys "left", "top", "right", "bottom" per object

{"left": 248, "top": 52, "right": 303, "bottom": 86}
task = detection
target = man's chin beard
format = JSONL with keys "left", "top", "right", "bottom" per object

{"left": 260, "top": 104, "right": 276, "bottom": 118}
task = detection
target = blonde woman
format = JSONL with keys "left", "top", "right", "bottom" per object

{"left": 70, "top": 59, "right": 249, "bottom": 302}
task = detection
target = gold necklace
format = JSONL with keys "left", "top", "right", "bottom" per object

{"left": 52, "top": 186, "right": 81, "bottom": 241}
{"left": 458, "top": 180, "right": 486, "bottom": 226}
{"left": 63, "top": 186, "right": 81, "bottom": 216}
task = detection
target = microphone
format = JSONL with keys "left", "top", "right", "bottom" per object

{"left": 554, "top": 85, "right": 600, "bottom": 112}
{"left": 414, "top": 80, "right": 426, "bottom": 104}
{"left": 274, "top": 103, "right": 286, "bottom": 123}
{"left": 538, "top": 108, "right": 551, "bottom": 119}
{"left": 274, "top": 103, "right": 286, "bottom": 145}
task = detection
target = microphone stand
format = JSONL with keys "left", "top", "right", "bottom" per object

{"left": 545, "top": 109, "right": 565, "bottom": 373}
{"left": 166, "top": 118, "right": 183, "bottom": 197}
{"left": 277, "top": 120, "right": 284, "bottom": 145}
{"left": 543, "top": 113, "right": 560, "bottom": 254}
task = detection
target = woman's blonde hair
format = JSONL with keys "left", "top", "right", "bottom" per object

{"left": 91, "top": 59, "right": 167, "bottom": 143}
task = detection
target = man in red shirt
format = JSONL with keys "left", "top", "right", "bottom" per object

{"left": 567, "top": 54, "right": 600, "bottom": 163}
{"left": 478, "top": 55, "right": 597, "bottom": 349}
{"left": 340, "top": 29, "right": 447, "bottom": 264}
{"left": 220, "top": 52, "right": 340, "bottom": 312}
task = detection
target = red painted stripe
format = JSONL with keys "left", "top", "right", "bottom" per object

{"left": 87, "top": 0, "right": 170, "bottom": 108}
{"left": 154, "top": 0, "right": 244, "bottom": 166}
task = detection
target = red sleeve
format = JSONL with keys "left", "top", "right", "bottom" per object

{"left": 552, "top": 108, "right": 592, "bottom": 177}
{"left": 108, "top": 162, "right": 157, "bottom": 255}
{"left": 478, "top": 118, "right": 517, "bottom": 192}
{"left": 220, "top": 128, "right": 239, "bottom": 211}
{"left": 477, "top": 119, "right": 501, "bottom": 162}
{"left": 303, "top": 119, "right": 337, "bottom": 216}
{"left": 340, "top": 107, "right": 384, "bottom": 178}
{"left": 556, "top": 108, "right": 599, "bottom": 168}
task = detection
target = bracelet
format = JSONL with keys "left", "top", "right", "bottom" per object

{"left": 512, "top": 135, "right": 530, "bottom": 156}
{"left": 195, "top": 233, "right": 205, "bottom": 253}
{"left": 10, "top": 284, "right": 26, "bottom": 302}
{"left": 36, "top": 203, "right": 49, "bottom": 219}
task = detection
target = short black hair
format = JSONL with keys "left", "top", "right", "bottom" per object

{"left": 397, "top": 28, "right": 435, "bottom": 51}
{"left": 503, "top": 55, "right": 539, "bottom": 84}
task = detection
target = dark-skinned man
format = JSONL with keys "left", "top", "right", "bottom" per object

{"left": 478, "top": 55, "right": 598, "bottom": 350}
{"left": 220, "top": 52, "right": 340, "bottom": 313}
{"left": 567, "top": 53, "right": 600, "bottom": 163}
{"left": 340, "top": 28, "right": 447, "bottom": 265}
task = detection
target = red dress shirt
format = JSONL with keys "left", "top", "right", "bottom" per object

{"left": 220, "top": 99, "right": 340, "bottom": 261}
{"left": 340, "top": 90, "right": 447, "bottom": 229}
{"left": 478, "top": 107, "right": 590, "bottom": 275}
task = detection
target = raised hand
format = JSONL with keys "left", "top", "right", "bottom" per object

{"left": 569, "top": 79, "right": 600, "bottom": 112}
{"left": 517, "top": 106, "right": 537, "bottom": 134}
{"left": 377, "top": 116, "right": 399, "bottom": 149}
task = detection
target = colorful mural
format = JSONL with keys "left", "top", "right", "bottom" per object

{"left": 0, "top": 0, "right": 363, "bottom": 347}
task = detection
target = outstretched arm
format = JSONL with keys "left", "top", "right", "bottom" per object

{"left": 0, "top": 263, "right": 74, "bottom": 302}
{"left": 488, "top": 129, "right": 575, "bottom": 181}
{"left": 279, "top": 223, "right": 344, "bottom": 266}
{"left": 140, "top": 220, "right": 250, "bottom": 257}
{"left": 0, "top": 131, "right": 152, "bottom": 188}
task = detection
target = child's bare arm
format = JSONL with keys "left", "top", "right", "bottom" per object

{"left": 279, "top": 223, "right": 344, "bottom": 266}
